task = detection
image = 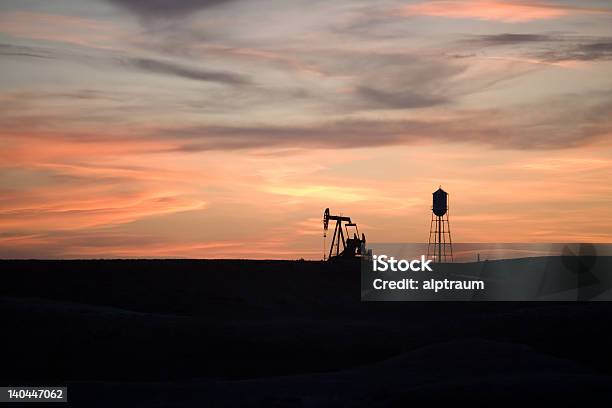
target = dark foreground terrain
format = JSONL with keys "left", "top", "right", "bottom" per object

{"left": 3, "top": 258, "right": 612, "bottom": 406}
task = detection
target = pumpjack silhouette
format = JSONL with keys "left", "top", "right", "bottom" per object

{"left": 323, "top": 208, "right": 366, "bottom": 261}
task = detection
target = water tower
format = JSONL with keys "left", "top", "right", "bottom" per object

{"left": 427, "top": 186, "right": 453, "bottom": 263}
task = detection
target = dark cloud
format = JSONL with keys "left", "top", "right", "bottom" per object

{"left": 124, "top": 57, "right": 251, "bottom": 85}
{"left": 541, "top": 41, "right": 612, "bottom": 62}
{"left": 464, "top": 33, "right": 612, "bottom": 62}
{"left": 4, "top": 89, "right": 609, "bottom": 152}
{"left": 0, "top": 43, "right": 250, "bottom": 86}
{"left": 158, "top": 98, "right": 612, "bottom": 152}
{"left": 315, "top": 51, "right": 466, "bottom": 111}
{"left": 9, "top": 89, "right": 122, "bottom": 101}
{"left": 469, "top": 33, "right": 556, "bottom": 46}
{"left": 129, "top": 47, "right": 461, "bottom": 110}
{"left": 105, "top": 0, "right": 237, "bottom": 18}
{"left": 164, "top": 120, "right": 450, "bottom": 151}
{"left": 0, "top": 43, "right": 57, "bottom": 59}
{"left": 355, "top": 86, "right": 447, "bottom": 109}
{"left": 115, "top": 15, "right": 469, "bottom": 111}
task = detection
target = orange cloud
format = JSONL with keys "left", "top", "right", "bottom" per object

{"left": 400, "top": 1, "right": 611, "bottom": 22}
{"left": 0, "top": 189, "right": 205, "bottom": 231}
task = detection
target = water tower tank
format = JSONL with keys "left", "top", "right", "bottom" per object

{"left": 432, "top": 187, "right": 448, "bottom": 216}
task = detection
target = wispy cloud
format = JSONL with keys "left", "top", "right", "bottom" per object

{"left": 540, "top": 40, "right": 612, "bottom": 62}
{"left": 0, "top": 43, "right": 56, "bottom": 59}
{"left": 0, "top": 12, "right": 120, "bottom": 49}
{"left": 124, "top": 57, "right": 251, "bottom": 85}
{"left": 354, "top": 86, "right": 447, "bottom": 109}
{"left": 464, "top": 33, "right": 612, "bottom": 62}
{"left": 156, "top": 94, "right": 612, "bottom": 151}
{"left": 2, "top": 87, "right": 610, "bottom": 152}
{"left": 466, "top": 33, "right": 558, "bottom": 45}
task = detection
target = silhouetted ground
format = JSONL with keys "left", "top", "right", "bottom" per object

{"left": 2, "top": 259, "right": 612, "bottom": 406}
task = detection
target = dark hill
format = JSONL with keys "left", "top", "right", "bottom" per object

{"left": 2, "top": 259, "right": 612, "bottom": 406}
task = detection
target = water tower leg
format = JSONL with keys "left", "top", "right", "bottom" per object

{"left": 437, "top": 216, "right": 441, "bottom": 263}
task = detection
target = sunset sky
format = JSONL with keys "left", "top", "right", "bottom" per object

{"left": 1, "top": 0, "right": 611, "bottom": 259}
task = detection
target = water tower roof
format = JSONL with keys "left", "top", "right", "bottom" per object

{"left": 433, "top": 187, "right": 447, "bottom": 195}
